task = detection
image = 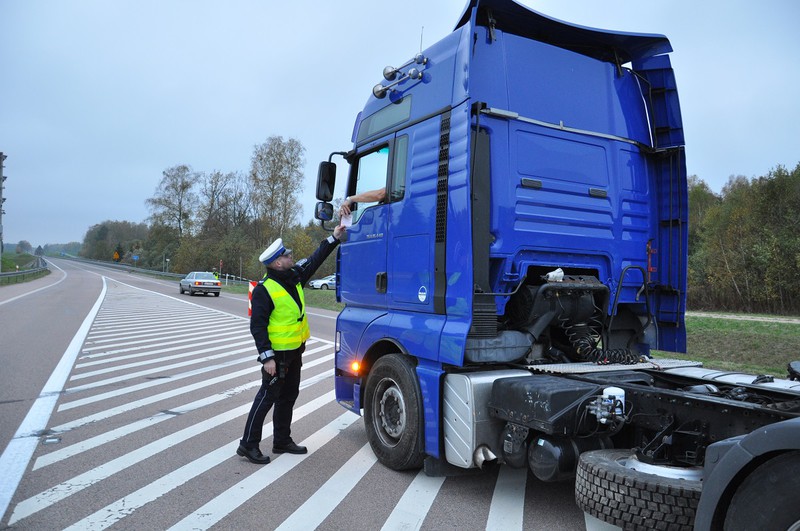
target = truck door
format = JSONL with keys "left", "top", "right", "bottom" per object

{"left": 339, "top": 143, "right": 392, "bottom": 310}
{"left": 385, "top": 128, "right": 436, "bottom": 314}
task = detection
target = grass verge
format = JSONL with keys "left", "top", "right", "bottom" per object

{"left": 302, "top": 288, "right": 343, "bottom": 312}
{"left": 663, "top": 315, "right": 800, "bottom": 377}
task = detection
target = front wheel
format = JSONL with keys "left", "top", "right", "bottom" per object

{"left": 321, "top": 284, "right": 328, "bottom": 290}
{"left": 364, "top": 354, "right": 425, "bottom": 470}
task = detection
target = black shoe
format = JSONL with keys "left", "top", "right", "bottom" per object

{"left": 237, "top": 444, "right": 271, "bottom": 464}
{"left": 273, "top": 441, "right": 307, "bottom": 454}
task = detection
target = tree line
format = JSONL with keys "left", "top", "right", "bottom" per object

{"left": 688, "top": 162, "right": 800, "bottom": 314}
{"left": 73, "top": 138, "right": 799, "bottom": 314}
{"left": 76, "top": 136, "right": 336, "bottom": 282}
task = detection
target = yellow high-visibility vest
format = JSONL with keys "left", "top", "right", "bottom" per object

{"left": 263, "top": 277, "right": 310, "bottom": 351}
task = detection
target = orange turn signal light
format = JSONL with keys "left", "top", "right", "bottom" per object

{"left": 350, "top": 361, "right": 360, "bottom": 374}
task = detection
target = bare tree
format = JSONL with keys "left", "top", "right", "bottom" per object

{"left": 146, "top": 165, "right": 199, "bottom": 238}
{"left": 198, "top": 170, "right": 234, "bottom": 237}
{"left": 225, "top": 171, "right": 254, "bottom": 228}
{"left": 249, "top": 136, "right": 305, "bottom": 242}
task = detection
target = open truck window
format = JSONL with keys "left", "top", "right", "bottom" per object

{"left": 352, "top": 147, "right": 389, "bottom": 223}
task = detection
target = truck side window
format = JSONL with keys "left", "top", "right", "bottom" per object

{"left": 390, "top": 135, "right": 408, "bottom": 202}
{"left": 353, "top": 146, "right": 390, "bottom": 222}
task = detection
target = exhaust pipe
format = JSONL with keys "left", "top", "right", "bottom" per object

{"left": 473, "top": 445, "right": 498, "bottom": 469}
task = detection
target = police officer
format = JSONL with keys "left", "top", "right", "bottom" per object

{"left": 237, "top": 226, "right": 344, "bottom": 464}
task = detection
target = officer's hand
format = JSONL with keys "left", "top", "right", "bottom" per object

{"left": 262, "top": 358, "right": 276, "bottom": 376}
{"left": 333, "top": 224, "right": 346, "bottom": 240}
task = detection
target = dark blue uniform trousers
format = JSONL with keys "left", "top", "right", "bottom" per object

{"left": 240, "top": 352, "right": 303, "bottom": 448}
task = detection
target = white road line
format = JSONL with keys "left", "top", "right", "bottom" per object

{"left": 73, "top": 338, "right": 252, "bottom": 373}
{"left": 36, "top": 380, "right": 254, "bottom": 470}
{"left": 5, "top": 272, "right": 340, "bottom": 525}
{"left": 70, "top": 341, "right": 250, "bottom": 381}
{"left": 89, "top": 306, "right": 216, "bottom": 321}
{"left": 98, "top": 276, "right": 252, "bottom": 322}
{"left": 53, "top": 353, "right": 334, "bottom": 433}
{"left": 80, "top": 326, "right": 244, "bottom": 352}
{"left": 381, "top": 469, "right": 446, "bottom": 530}
{"left": 83, "top": 320, "right": 242, "bottom": 345}
{"left": 63, "top": 349, "right": 252, "bottom": 398}
{"left": 0, "top": 259, "right": 68, "bottom": 307}
{"left": 88, "top": 313, "right": 213, "bottom": 330}
{"left": 77, "top": 330, "right": 250, "bottom": 361}
{"left": 36, "top": 368, "right": 334, "bottom": 469}
{"left": 167, "top": 411, "right": 360, "bottom": 531}
{"left": 486, "top": 466, "right": 527, "bottom": 530}
{"left": 61, "top": 392, "right": 337, "bottom": 531}
{"left": 0, "top": 277, "right": 105, "bottom": 523}
{"left": 68, "top": 340, "right": 333, "bottom": 392}
{"left": 87, "top": 311, "right": 221, "bottom": 332}
{"left": 85, "top": 319, "right": 225, "bottom": 339}
{"left": 277, "top": 442, "right": 377, "bottom": 530}
{"left": 12, "top": 395, "right": 273, "bottom": 524}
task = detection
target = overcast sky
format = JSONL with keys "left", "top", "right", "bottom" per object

{"left": 1, "top": 0, "right": 798, "bottom": 248}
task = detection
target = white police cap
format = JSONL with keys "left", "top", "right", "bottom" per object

{"left": 259, "top": 238, "right": 292, "bottom": 265}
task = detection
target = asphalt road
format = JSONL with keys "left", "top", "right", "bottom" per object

{"left": 0, "top": 258, "right": 585, "bottom": 530}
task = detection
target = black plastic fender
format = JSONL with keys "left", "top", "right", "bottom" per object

{"left": 694, "top": 417, "right": 800, "bottom": 531}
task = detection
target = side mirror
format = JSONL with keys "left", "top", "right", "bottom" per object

{"left": 315, "top": 202, "right": 334, "bottom": 222}
{"left": 316, "top": 162, "right": 336, "bottom": 202}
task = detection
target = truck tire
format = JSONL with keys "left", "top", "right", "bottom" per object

{"left": 723, "top": 451, "right": 800, "bottom": 531}
{"left": 364, "top": 354, "right": 425, "bottom": 470}
{"left": 575, "top": 449, "right": 701, "bottom": 531}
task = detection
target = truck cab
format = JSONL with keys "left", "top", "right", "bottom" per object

{"left": 319, "top": 0, "right": 686, "bottom": 449}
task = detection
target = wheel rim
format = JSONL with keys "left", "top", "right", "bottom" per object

{"left": 373, "top": 377, "right": 406, "bottom": 446}
{"left": 618, "top": 454, "right": 703, "bottom": 481}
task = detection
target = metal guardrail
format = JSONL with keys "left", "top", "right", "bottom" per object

{"left": 53, "top": 255, "right": 253, "bottom": 287}
{"left": 0, "top": 257, "right": 50, "bottom": 285}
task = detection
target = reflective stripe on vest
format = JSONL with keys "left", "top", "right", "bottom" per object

{"left": 263, "top": 277, "right": 310, "bottom": 351}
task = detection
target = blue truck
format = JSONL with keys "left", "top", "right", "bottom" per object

{"left": 314, "top": 1, "right": 800, "bottom": 529}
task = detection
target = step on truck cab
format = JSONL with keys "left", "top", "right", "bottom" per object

{"left": 315, "top": 1, "right": 800, "bottom": 529}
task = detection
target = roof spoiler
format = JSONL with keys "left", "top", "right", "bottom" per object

{"left": 455, "top": 0, "right": 672, "bottom": 64}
